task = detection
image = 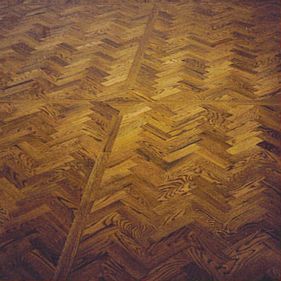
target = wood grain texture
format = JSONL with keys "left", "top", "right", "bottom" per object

{"left": 0, "top": 0, "right": 280, "bottom": 281}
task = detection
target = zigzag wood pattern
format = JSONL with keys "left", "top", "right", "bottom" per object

{"left": 0, "top": 0, "right": 280, "bottom": 281}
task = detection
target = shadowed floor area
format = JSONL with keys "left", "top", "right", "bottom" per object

{"left": 0, "top": 0, "right": 280, "bottom": 280}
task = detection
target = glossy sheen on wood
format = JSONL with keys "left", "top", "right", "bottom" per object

{"left": 0, "top": 0, "right": 280, "bottom": 281}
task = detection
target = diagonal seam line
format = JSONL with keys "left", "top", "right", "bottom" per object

{"left": 125, "top": 3, "right": 159, "bottom": 87}
{"left": 53, "top": 4, "right": 157, "bottom": 280}
{"left": 53, "top": 114, "right": 122, "bottom": 281}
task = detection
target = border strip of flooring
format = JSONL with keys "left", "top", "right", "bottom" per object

{"left": 53, "top": 114, "right": 122, "bottom": 281}
{"left": 53, "top": 4, "right": 158, "bottom": 279}
{"left": 126, "top": 2, "right": 159, "bottom": 87}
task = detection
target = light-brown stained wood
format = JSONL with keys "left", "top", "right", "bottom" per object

{"left": 0, "top": 0, "right": 280, "bottom": 281}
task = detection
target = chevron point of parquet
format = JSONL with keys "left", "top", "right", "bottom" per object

{"left": 0, "top": 0, "right": 280, "bottom": 281}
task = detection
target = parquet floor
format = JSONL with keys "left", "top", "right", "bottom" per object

{"left": 0, "top": 0, "right": 280, "bottom": 280}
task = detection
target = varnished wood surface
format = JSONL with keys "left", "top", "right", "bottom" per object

{"left": 0, "top": 0, "right": 280, "bottom": 280}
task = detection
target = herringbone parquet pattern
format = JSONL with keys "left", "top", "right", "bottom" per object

{"left": 0, "top": 0, "right": 280, "bottom": 281}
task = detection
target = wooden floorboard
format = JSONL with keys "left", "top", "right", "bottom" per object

{"left": 0, "top": 0, "right": 280, "bottom": 281}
